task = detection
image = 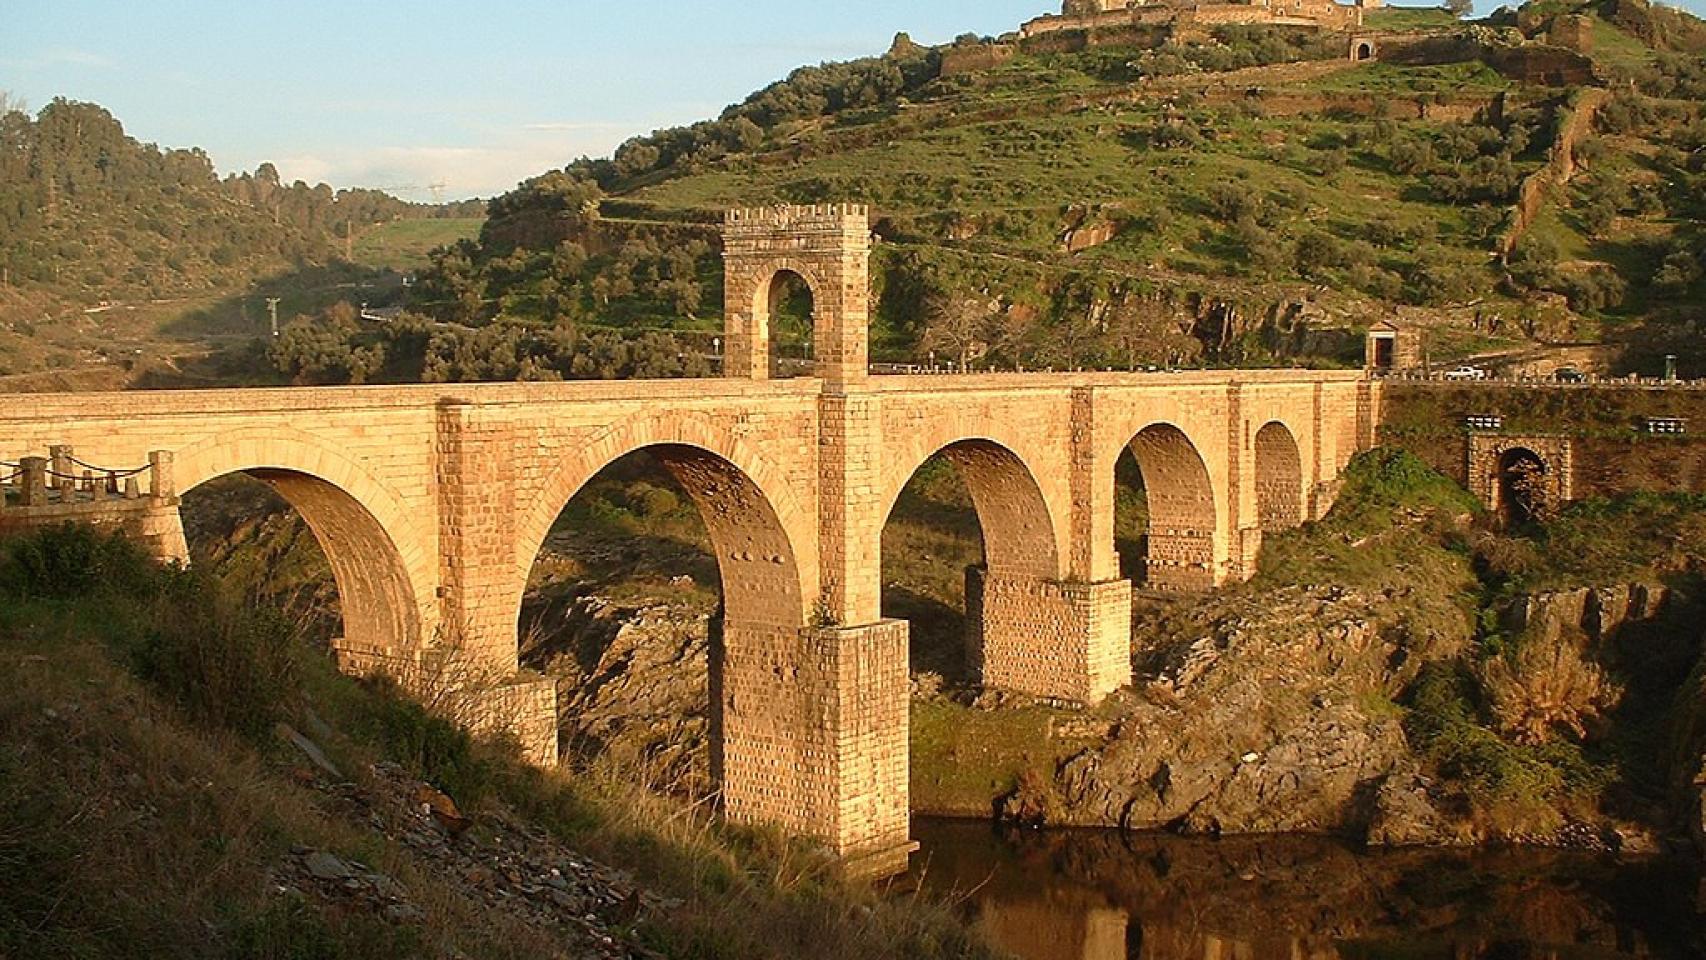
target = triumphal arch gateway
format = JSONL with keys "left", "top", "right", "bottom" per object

{"left": 0, "top": 204, "right": 1375, "bottom": 872}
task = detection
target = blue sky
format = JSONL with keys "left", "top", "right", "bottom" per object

{"left": 4, "top": 1, "right": 1702, "bottom": 201}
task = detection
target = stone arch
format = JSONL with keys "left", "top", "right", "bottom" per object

{"left": 751, "top": 265, "right": 819, "bottom": 378}
{"left": 722, "top": 204, "right": 871, "bottom": 385}
{"left": 1254, "top": 420, "right": 1304, "bottom": 532}
{"left": 881, "top": 438, "right": 1063, "bottom": 583}
{"left": 515, "top": 412, "right": 814, "bottom": 635}
{"left": 1123, "top": 423, "right": 1218, "bottom": 591}
{"left": 172, "top": 426, "right": 432, "bottom": 663}
{"left": 1497, "top": 446, "right": 1548, "bottom": 527}
{"left": 1351, "top": 38, "right": 1376, "bottom": 61}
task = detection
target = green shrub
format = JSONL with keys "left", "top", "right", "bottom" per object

{"left": 130, "top": 578, "right": 301, "bottom": 741}
{"left": 0, "top": 523, "right": 157, "bottom": 601}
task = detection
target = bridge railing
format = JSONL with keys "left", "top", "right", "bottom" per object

{"left": 0, "top": 446, "right": 172, "bottom": 513}
{"left": 1376, "top": 369, "right": 1706, "bottom": 390}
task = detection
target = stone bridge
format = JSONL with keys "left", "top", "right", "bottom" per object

{"left": 0, "top": 205, "right": 1376, "bottom": 872}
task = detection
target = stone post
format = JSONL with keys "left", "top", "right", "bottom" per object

{"left": 148, "top": 450, "right": 176, "bottom": 500}
{"left": 20, "top": 457, "right": 47, "bottom": 507}
{"left": 49, "top": 445, "right": 74, "bottom": 497}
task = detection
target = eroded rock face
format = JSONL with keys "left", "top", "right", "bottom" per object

{"left": 524, "top": 595, "right": 713, "bottom": 795}
{"left": 1029, "top": 584, "right": 1469, "bottom": 840}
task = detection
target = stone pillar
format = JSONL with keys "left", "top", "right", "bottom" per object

{"left": 718, "top": 618, "right": 913, "bottom": 876}
{"left": 752, "top": 349, "right": 912, "bottom": 872}
{"left": 430, "top": 401, "right": 558, "bottom": 767}
{"left": 965, "top": 385, "right": 1134, "bottom": 705}
{"left": 1226, "top": 383, "right": 1262, "bottom": 581}
{"left": 433, "top": 401, "right": 519, "bottom": 673}
{"left": 967, "top": 569, "right": 1132, "bottom": 703}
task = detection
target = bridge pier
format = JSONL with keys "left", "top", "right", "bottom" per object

{"left": 717, "top": 618, "right": 914, "bottom": 874}
{"left": 967, "top": 569, "right": 1132, "bottom": 703}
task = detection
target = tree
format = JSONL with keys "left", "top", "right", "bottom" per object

{"left": 920, "top": 288, "right": 998, "bottom": 367}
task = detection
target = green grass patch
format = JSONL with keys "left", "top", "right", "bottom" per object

{"left": 351, "top": 218, "right": 482, "bottom": 272}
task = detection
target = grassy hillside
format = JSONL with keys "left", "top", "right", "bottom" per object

{"left": 0, "top": 525, "right": 998, "bottom": 960}
{"left": 275, "top": 0, "right": 1696, "bottom": 386}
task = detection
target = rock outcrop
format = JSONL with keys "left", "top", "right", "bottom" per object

{"left": 524, "top": 595, "right": 713, "bottom": 794}
{"left": 1021, "top": 583, "right": 1471, "bottom": 840}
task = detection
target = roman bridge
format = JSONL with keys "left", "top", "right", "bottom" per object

{"left": 0, "top": 205, "right": 1377, "bottom": 872}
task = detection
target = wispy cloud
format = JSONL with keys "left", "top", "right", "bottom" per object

{"left": 521, "top": 121, "right": 632, "bottom": 133}
{"left": 268, "top": 128, "right": 635, "bottom": 201}
{"left": 1, "top": 47, "right": 114, "bottom": 71}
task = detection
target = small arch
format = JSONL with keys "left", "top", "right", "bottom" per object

{"left": 753, "top": 269, "right": 816, "bottom": 378}
{"left": 1121, "top": 423, "right": 1218, "bottom": 591}
{"left": 882, "top": 439, "right": 1060, "bottom": 581}
{"left": 1254, "top": 421, "right": 1304, "bottom": 532}
{"left": 1352, "top": 39, "right": 1376, "bottom": 62}
{"left": 1498, "top": 447, "right": 1548, "bottom": 528}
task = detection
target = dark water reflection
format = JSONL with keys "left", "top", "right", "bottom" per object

{"left": 908, "top": 818, "right": 1705, "bottom": 960}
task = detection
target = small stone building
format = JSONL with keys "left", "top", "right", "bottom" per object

{"left": 1365, "top": 319, "right": 1424, "bottom": 373}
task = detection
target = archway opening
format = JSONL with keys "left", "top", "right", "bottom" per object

{"left": 758, "top": 269, "right": 815, "bottom": 379}
{"left": 518, "top": 444, "right": 801, "bottom": 798}
{"left": 1354, "top": 41, "right": 1375, "bottom": 62}
{"left": 1254, "top": 422, "right": 1304, "bottom": 533}
{"left": 1119, "top": 424, "right": 1217, "bottom": 592}
{"left": 880, "top": 440, "right": 1061, "bottom": 684}
{"left": 1498, "top": 447, "right": 1548, "bottom": 528}
{"left": 177, "top": 469, "right": 419, "bottom": 659}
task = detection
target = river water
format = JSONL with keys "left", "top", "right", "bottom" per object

{"left": 907, "top": 818, "right": 1705, "bottom": 960}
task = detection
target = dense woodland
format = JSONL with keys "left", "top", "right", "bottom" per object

{"left": 0, "top": 97, "right": 477, "bottom": 303}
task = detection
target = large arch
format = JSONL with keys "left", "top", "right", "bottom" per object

{"left": 172, "top": 426, "right": 433, "bottom": 664}
{"left": 513, "top": 412, "right": 815, "bottom": 630}
{"left": 1254, "top": 420, "right": 1305, "bottom": 533}
{"left": 1122, "top": 423, "right": 1219, "bottom": 591}
{"left": 516, "top": 414, "right": 818, "bottom": 831}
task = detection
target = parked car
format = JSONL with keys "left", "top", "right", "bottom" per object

{"left": 1554, "top": 367, "right": 1586, "bottom": 383}
{"left": 1443, "top": 365, "right": 1488, "bottom": 381}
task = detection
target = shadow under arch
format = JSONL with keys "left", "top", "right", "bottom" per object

{"left": 173, "top": 429, "right": 432, "bottom": 663}
{"left": 1122, "top": 422, "right": 1219, "bottom": 591}
{"left": 880, "top": 438, "right": 1064, "bottom": 688}
{"left": 1254, "top": 420, "right": 1304, "bottom": 533}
